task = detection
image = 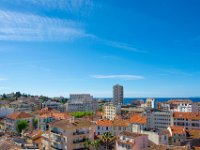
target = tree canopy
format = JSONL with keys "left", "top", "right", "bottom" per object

{"left": 71, "top": 111, "right": 93, "bottom": 118}
{"left": 16, "top": 120, "right": 29, "bottom": 134}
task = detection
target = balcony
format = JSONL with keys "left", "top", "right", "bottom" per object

{"left": 52, "top": 137, "right": 62, "bottom": 143}
{"left": 73, "top": 130, "right": 89, "bottom": 135}
{"left": 51, "top": 129, "right": 62, "bottom": 136}
{"left": 73, "top": 138, "right": 88, "bottom": 144}
{"left": 51, "top": 144, "right": 62, "bottom": 150}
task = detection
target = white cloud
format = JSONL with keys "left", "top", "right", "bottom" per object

{"left": 0, "top": 10, "right": 90, "bottom": 41}
{"left": 91, "top": 75, "right": 144, "bottom": 80}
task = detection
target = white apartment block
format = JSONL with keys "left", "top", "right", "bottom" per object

{"left": 116, "top": 131, "right": 148, "bottom": 150}
{"left": 173, "top": 112, "right": 200, "bottom": 129}
{"left": 174, "top": 103, "right": 199, "bottom": 112}
{"left": 146, "top": 98, "right": 156, "bottom": 109}
{"left": 147, "top": 110, "right": 173, "bottom": 131}
{"left": 67, "top": 94, "right": 98, "bottom": 112}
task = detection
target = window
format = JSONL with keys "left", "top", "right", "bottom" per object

{"left": 106, "top": 127, "right": 108, "bottom": 130}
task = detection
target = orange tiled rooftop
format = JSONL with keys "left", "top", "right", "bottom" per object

{"left": 6, "top": 112, "right": 32, "bottom": 119}
{"left": 129, "top": 113, "right": 147, "bottom": 124}
{"left": 96, "top": 119, "right": 113, "bottom": 126}
{"left": 169, "top": 126, "right": 186, "bottom": 135}
{"left": 173, "top": 112, "right": 200, "bottom": 120}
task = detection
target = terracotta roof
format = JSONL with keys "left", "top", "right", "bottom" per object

{"left": 129, "top": 114, "right": 147, "bottom": 124}
{"left": 37, "top": 107, "right": 60, "bottom": 115}
{"left": 27, "top": 130, "right": 43, "bottom": 139}
{"left": 113, "top": 119, "right": 129, "bottom": 127}
{"left": 50, "top": 119, "right": 94, "bottom": 130}
{"left": 0, "top": 139, "right": 20, "bottom": 150}
{"left": 168, "top": 126, "right": 186, "bottom": 136}
{"left": 173, "top": 112, "right": 200, "bottom": 120}
{"left": 119, "top": 131, "right": 147, "bottom": 138}
{"left": 39, "top": 112, "right": 71, "bottom": 119}
{"left": 187, "top": 129, "right": 200, "bottom": 139}
{"left": 96, "top": 120, "right": 113, "bottom": 126}
{"left": 7, "top": 112, "right": 32, "bottom": 120}
{"left": 194, "top": 147, "right": 200, "bottom": 150}
{"left": 168, "top": 100, "right": 192, "bottom": 105}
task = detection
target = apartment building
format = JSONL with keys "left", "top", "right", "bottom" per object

{"left": 129, "top": 114, "right": 147, "bottom": 133}
{"left": 35, "top": 107, "right": 71, "bottom": 131}
{"left": 96, "top": 120, "right": 113, "bottom": 135}
{"left": 49, "top": 118, "right": 95, "bottom": 150}
{"left": 175, "top": 102, "right": 198, "bottom": 112}
{"left": 5, "top": 112, "right": 33, "bottom": 132}
{"left": 113, "top": 84, "right": 124, "bottom": 106}
{"left": 146, "top": 98, "right": 156, "bottom": 109}
{"left": 67, "top": 94, "right": 98, "bottom": 112}
{"left": 147, "top": 110, "right": 173, "bottom": 131}
{"left": 167, "top": 126, "right": 187, "bottom": 146}
{"left": 173, "top": 112, "right": 200, "bottom": 129}
{"left": 116, "top": 131, "right": 148, "bottom": 150}
{"left": 96, "top": 119, "right": 132, "bottom": 136}
{"left": 42, "top": 100, "right": 65, "bottom": 112}
{"left": 0, "top": 106, "right": 14, "bottom": 117}
{"left": 112, "top": 119, "right": 132, "bottom": 136}
{"left": 103, "top": 103, "right": 121, "bottom": 120}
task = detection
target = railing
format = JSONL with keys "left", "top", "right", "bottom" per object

{"left": 51, "top": 144, "right": 62, "bottom": 150}
{"left": 73, "top": 138, "right": 87, "bottom": 144}
{"left": 73, "top": 131, "right": 89, "bottom": 135}
{"left": 51, "top": 129, "right": 62, "bottom": 135}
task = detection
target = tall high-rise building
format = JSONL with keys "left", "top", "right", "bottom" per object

{"left": 113, "top": 84, "right": 124, "bottom": 105}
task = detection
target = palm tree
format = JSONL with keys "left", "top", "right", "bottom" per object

{"left": 92, "top": 139, "right": 100, "bottom": 150}
{"left": 85, "top": 139, "right": 100, "bottom": 150}
{"left": 102, "top": 132, "right": 112, "bottom": 150}
{"left": 85, "top": 139, "right": 91, "bottom": 149}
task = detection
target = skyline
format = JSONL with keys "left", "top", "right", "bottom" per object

{"left": 0, "top": 0, "right": 200, "bottom": 97}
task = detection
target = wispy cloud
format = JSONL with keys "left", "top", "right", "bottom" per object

{"left": 91, "top": 74, "right": 144, "bottom": 80}
{"left": 104, "top": 40, "right": 146, "bottom": 53}
{"left": 1, "top": 0, "right": 94, "bottom": 13}
{"left": 0, "top": 10, "right": 91, "bottom": 41}
{"left": 92, "top": 36, "right": 146, "bottom": 53}
{"left": 31, "top": 0, "right": 93, "bottom": 12}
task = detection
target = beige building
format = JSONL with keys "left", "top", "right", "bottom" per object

{"left": 167, "top": 126, "right": 187, "bottom": 146}
{"left": 116, "top": 131, "right": 148, "bottom": 150}
{"left": 146, "top": 98, "right": 156, "bottom": 109}
{"left": 49, "top": 118, "right": 95, "bottom": 150}
{"left": 5, "top": 112, "right": 33, "bottom": 132}
{"left": 103, "top": 104, "right": 121, "bottom": 120}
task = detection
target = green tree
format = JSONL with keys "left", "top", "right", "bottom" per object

{"left": 15, "top": 92, "right": 21, "bottom": 98}
{"left": 71, "top": 111, "right": 93, "bottom": 118}
{"left": 85, "top": 139, "right": 100, "bottom": 150}
{"left": 92, "top": 139, "right": 100, "bottom": 150}
{"left": 16, "top": 120, "right": 28, "bottom": 134}
{"left": 2, "top": 93, "right": 7, "bottom": 100}
{"left": 33, "top": 118, "right": 38, "bottom": 129}
{"left": 85, "top": 139, "right": 92, "bottom": 149}
{"left": 102, "top": 132, "right": 112, "bottom": 150}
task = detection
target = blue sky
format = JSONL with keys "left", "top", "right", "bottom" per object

{"left": 0, "top": 0, "right": 200, "bottom": 97}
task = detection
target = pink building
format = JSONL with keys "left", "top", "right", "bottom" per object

{"left": 116, "top": 131, "right": 148, "bottom": 150}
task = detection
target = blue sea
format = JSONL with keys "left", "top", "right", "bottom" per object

{"left": 97, "top": 97, "right": 200, "bottom": 105}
